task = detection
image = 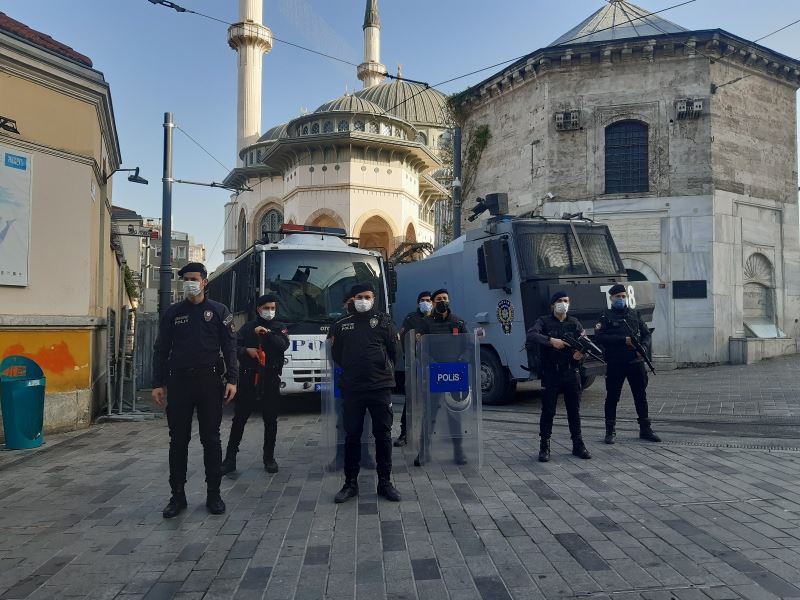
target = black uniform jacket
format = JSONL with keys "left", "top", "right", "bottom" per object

{"left": 399, "top": 310, "right": 428, "bottom": 351}
{"left": 237, "top": 317, "right": 290, "bottom": 374}
{"left": 152, "top": 297, "right": 239, "bottom": 388}
{"left": 330, "top": 309, "right": 398, "bottom": 393}
{"left": 526, "top": 314, "right": 584, "bottom": 371}
{"left": 417, "top": 310, "right": 470, "bottom": 363}
{"left": 594, "top": 307, "right": 652, "bottom": 364}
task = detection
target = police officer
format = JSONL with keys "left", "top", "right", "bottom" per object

{"left": 394, "top": 290, "right": 432, "bottom": 447}
{"left": 415, "top": 288, "right": 470, "bottom": 466}
{"left": 525, "top": 291, "right": 591, "bottom": 462}
{"left": 595, "top": 284, "right": 660, "bottom": 444}
{"left": 330, "top": 283, "right": 400, "bottom": 503}
{"left": 151, "top": 262, "right": 238, "bottom": 518}
{"left": 221, "top": 294, "right": 289, "bottom": 475}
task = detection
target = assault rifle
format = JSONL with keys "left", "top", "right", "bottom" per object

{"left": 622, "top": 320, "right": 656, "bottom": 375}
{"left": 561, "top": 333, "right": 606, "bottom": 365}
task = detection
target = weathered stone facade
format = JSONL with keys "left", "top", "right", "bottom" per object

{"left": 461, "top": 24, "right": 800, "bottom": 366}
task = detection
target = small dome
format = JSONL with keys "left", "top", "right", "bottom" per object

{"left": 355, "top": 81, "right": 449, "bottom": 127}
{"left": 257, "top": 123, "right": 288, "bottom": 142}
{"left": 314, "top": 94, "right": 385, "bottom": 115}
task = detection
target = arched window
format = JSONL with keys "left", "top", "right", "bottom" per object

{"left": 323, "top": 120, "right": 333, "bottom": 133}
{"left": 259, "top": 209, "right": 284, "bottom": 243}
{"left": 311, "top": 122, "right": 320, "bottom": 134}
{"left": 368, "top": 121, "right": 379, "bottom": 134}
{"left": 605, "top": 120, "right": 648, "bottom": 194}
{"left": 354, "top": 120, "right": 365, "bottom": 132}
{"left": 302, "top": 125, "right": 309, "bottom": 135}
{"left": 338, "top": 120, "right": 349, "bottom": 132}
{"left": 381, "top": 123, "right": 391, "bottom": 136}
{"left": 237, "top": 210, "right": 247, "bottom": 254}
{"left": 415, "top": 131, "right": 428, "bottom": 145}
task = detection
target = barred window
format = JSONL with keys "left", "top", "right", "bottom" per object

{"left": 311, "top": 122, "right": 320, "bottom": 134}
{"left": 605, "top": 120, "right": 648, "bottom": 194}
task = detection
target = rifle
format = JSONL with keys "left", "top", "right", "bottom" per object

{"left": 621, "top": 320, "right": 656, "bottom": 375}
{"left": 561, "top": 333, "right": 606, "bottom": 364}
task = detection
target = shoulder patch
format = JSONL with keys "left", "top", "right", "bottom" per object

{"left": 223, "top": 314, "right": 233, "bottom": 325}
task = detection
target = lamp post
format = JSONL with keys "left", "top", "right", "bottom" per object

{"left": 104, "top": 166, "right": 149, "bottom": 185}
{"left": 158, "top": 112, "right": 174, "bottom": 317}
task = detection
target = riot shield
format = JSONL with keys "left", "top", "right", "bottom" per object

{"left": 412, "top": 333, "right": 482, "bottom": 466}
{"left": 320, "top": 340, "right": 374, "bottom": 472}
{"left": 404, "top": 329, "right": 420, "bottom": 456}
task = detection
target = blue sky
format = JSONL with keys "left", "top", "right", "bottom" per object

{"left": 3, "top": 0, "right": 799, "bottom": 269}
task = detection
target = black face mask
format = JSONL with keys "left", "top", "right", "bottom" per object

{"left": 435, "top": 300, "right": 449, "bottom": 314}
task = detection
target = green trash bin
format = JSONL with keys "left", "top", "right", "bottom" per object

{"left": 0, "top": 356, "right": 46, "bottom": 450}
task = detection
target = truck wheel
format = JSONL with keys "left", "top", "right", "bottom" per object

{"left": 580, "top": 375, "right": 596, "bottom": 390}
{"left": 480, "top": 348, "right": 513, "bottom": 405}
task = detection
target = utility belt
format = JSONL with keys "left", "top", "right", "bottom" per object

{"left": 170, "top": 365, "right": 220, "bottom": 378}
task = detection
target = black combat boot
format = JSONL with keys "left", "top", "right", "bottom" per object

{"left": 538, "top": 438, "right": 550, "bottom": 462}
{"left": 377, "top": 477, "right": 401, "bottom": 502}
{"left": 263, "top": 446, "right": 279, "bottom": 473}
{"left": 572, "top": 438, "right": 591, "bottom": 459}
{"left": 604, "top": 421, "right": 616, "bottom": 445}
{"left": 334, "top": 477, "right": 359, "bottom": 504}
{"left": 639, "top": 420, "right": 661, "bottom": 442}
{"left": 162, "top": 487, "right": 187, "bottom": 519}
{"left": 453, "top": 440, "right": 468, "bottom": 465}
{"left": 221, "top": 449, "right": 237, "bottom": 476}
{"left": 206, "top": 490, "right": 226, "bottom": 515}
{"left": 413, "top": 454, "right": 422, "bottom": 467}
{"left": 393, "top": 434, "right": 407, "bottom": 448}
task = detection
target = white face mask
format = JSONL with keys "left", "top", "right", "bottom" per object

{"left": 419, "top": 301, "right": 432, "bottom": 314}
{"left": 183, "top": 280, "right": 202, "bottom": 298}
{"left": 554, "top": 301, "right": 569, "bottom": 315}
{"left": 354, "top": 298, "right": 373, "bottom": 313}
{"left": 259, "top": 309, "right": 275, "bottom": 320}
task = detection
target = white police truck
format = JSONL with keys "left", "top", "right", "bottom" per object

{"left": 207, "top": 225, "right": 392, "bottom": 395}
{"left": 393, "top": 193, "right": 654, "bottom": 405}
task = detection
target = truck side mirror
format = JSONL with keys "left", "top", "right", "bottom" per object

{"left": 482, "top": 238, "right": 512, "bottom": 290}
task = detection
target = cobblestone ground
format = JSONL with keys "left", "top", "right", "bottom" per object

{"left": 2, "top": 357, "right": 800, "bottom": 599}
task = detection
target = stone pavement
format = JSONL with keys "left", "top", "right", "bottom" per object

{"left": 2, "top": 358, "right": 800, "bottom": 599}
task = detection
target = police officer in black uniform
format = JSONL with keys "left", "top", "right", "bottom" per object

{"left": 414, "top": 288, "right": 471, "bottom": 466}
{"left": 152, "top": 262, "right": 238, "bottom": 518}
{"left": 525, "top": 291, "right": 591, "bottom": 462}
{"left": 595, "top": 284, "right": 661, "bottom": 444}
{"left": 330, "top": 283, "right": 400, "bottom": 503}
{"left": 394, "top": 290, "right": 432, "bottom": 447}
{"left": 221, "top": 294, "right": 290, "bottom": 475}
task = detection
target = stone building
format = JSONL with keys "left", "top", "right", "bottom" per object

{"left": 458, "top": 0, "right": 800, "bottom": 367}
{"left": 0, "top": 11, "right": 133, "bottom": 434}
{"left": 221, "top": 0, "right": 451, "bottom": 263}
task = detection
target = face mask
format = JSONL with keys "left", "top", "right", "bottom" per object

{"left": 419, "top": 301, "right": 432, "bottom": 314}
{"left": 554, "top": 302, "right": 569, "bottom": 315}
{"left": 611, "top": 298, "right": 627, "bottom": 310}
{"left": 354, "top": 298, "right": 373, "bottom": 313}
{"left": 183, "top": 280, "right": 202, "bottom": 298}
{"left": 435, "top": 300, "right": 449, "bottom": 314}
{"left": 259, "top": 309, "right": 275, "bottom": 320}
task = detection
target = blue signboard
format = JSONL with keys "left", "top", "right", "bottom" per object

{"left": 316, "top": 367, "right": 343, "bottom": 398}
{"left": 4, "top": 153, "right": 27, "bottom": 170}
{"left": 429, "top": 362, "right": 470, "bottom": 393}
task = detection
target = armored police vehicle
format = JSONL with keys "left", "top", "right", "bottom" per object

{"left": 393, "top": 193, "right": 654, "bottom": 405}
{"left": 206, "top": 224, "right": 392, "bottom": 395}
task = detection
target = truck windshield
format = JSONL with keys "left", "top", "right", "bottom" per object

{"left": 514, "top": 224, "right": 623, "bottom": 278}
{"left": 264, "top": 250, "right": 385, "bottom": 322}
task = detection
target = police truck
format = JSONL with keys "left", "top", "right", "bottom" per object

{"left": 206, "top": 225, "right": 392, "bottom": 395}
{"left": 393, "top": 193, "right": 654, "bottom": 405}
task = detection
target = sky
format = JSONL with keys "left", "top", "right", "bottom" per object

{"left": 3, "top": 0, "right": 800, "bottom": 270}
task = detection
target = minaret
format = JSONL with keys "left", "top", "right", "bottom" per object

{"left": 228, "top": 0, "right": 272, "bottom": 163}
{"left": 357, "top": 0, "right": 387, "bottom": 88}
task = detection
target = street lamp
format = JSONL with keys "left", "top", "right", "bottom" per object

{"left": 105, "top": 166, "right": 149, "bottom": 185}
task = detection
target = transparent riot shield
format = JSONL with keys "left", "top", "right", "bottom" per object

{"left": 412, "top": 333, "right": 482, "bottom": 466}
{"left": 320, "top": 340, "right": 374, "bottom": 472}
{"left": 404, "top": 330, "right": 420, "bottom": 456}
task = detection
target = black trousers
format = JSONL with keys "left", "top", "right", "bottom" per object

{"left": 419, "top": 393, "right": 465, "bottom": 458}
{"left": 342, "top": 388, "right": 393, "bottom": 480}
{"left": 226, "top": 369, "right": 280, "bottom": 459}
{"left": 539, "top": 368, "right": 582, "bottom": 440}
{"left": 166, "top": 372, "right": 223, "bottom": 492}
{"left": 399, "top": 402, "right": 407, "bottom": 438}
{"left": 604, "top": 361, "right": 649, "bottom": 423}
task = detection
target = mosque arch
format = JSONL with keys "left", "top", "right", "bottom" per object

{"left": 237, "top": 208, "right": 248, "bottom": 254}
{"left": 305, "top": 208, "right": 346, "bottom": 232}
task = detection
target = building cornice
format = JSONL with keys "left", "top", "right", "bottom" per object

{"left": 462, "top": 29, "right": 800, "bottom": 111}
{"left": 0, "top": 32, "right": 121, "bottom": 171}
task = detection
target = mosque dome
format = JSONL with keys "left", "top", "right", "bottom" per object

{"left": 355, "top": 80, "right": 449, "bottom": 127}
{"left": 257, "top": 123, "right": 288, "bottom": 142}
{"left": 314, "top": 94, "right": 385, "bottom": 115}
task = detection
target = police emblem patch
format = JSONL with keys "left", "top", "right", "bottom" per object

{"left": 496, "top": 299, "right": 514, "bottom": 335}
{"left": 369, "top": 317, "right": 378, "bottom": 328}
{"left": 204, "top": 310, "right": 213, "bottom": 322}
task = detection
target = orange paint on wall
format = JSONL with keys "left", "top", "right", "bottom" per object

{"left": 0, "top": 330, "right": 91, "bottom": 392}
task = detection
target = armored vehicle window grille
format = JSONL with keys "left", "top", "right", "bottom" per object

{"left": 517, "top": 232, "right": 588, "bottom": 278}
{"left": 577, "top": 233, "right": 621, "bottom": 274}
{"left": 605, "top": 120, "right": 648, "bottom": 194}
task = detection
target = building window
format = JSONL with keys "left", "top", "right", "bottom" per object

{"left": 259, "top": 209, "right": 283, "bottom": 242}
{"left": 323, "top": 120, "right": 333, "bottom": 133}
{"left": 605, "top": 120, "right": 649, "bottom": 194}
{"left": 302, "top": 125, "right": 309, "bottom": 135}
{"left": 311, "top": 122, "right": 320, "bottom": 134}
{"left": 338, "top": 120, "right": 349, "bottom": 132}
{"left": 415, "top": 131, "right": 427, "bottom": 144}
{"left": 354, "top": 120, "right": 365, "bottom": 132}
{"left": 381, "top": 123, "right": 391, "bottom": 136}
{"left": 177, "top": 246, "right": 186, "bottom": 259}
{"left": 368, "top": 121, "right": 379, "bottom": 134}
